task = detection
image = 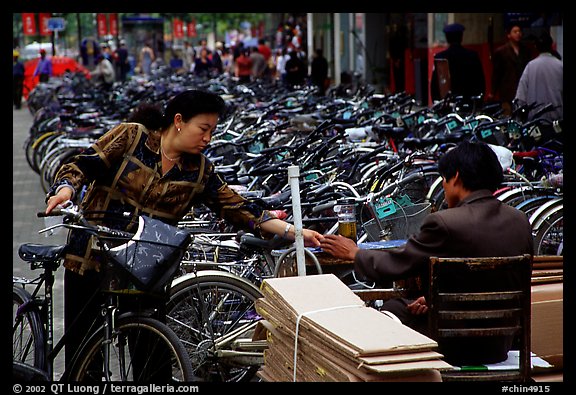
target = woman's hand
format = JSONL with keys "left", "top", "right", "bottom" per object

{"left": 302, "top": 228, "right": 324, "bottom": 247}
{"left": 319, "top": 234, "right": 359, "bottom": 261}
{"left": 45, "top": 187, "right": 73, "bottom": 214}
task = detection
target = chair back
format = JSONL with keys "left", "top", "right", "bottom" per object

{"left": 428, "top": 254, "right": 532, "bottom": 382}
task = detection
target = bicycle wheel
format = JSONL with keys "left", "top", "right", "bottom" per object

{"left": 533, "top": 208, "right": 563, "bottom": 256}
{"left": 67, "top": 315, "right": 195, "bottom": 382}
{"left": 13, "top": 285, "right": 45, "bottom": 370}
{"left": 166, "top": 271, "right": 264, "bottom": 382}
{"left": 13, "top": 361, "right": 49, "bottom": 381}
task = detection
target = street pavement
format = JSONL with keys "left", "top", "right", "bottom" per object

{"left": 13, "top": 101, "right": 66, "bottom": 378}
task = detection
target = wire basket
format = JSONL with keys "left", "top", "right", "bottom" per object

{"left": 363, "top": 202, "right": 431, "bottom": 242}
{"left": 102, "top": 216, "right": 192, "bottom": 294}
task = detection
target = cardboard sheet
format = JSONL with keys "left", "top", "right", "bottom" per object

{"left": 256, "top": 274, "right": 451, "bottom": 381}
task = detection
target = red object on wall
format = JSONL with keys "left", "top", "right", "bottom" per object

{"left": 39, "top": 13, "right": 52, "bottom": 36}
{"left": 22, "top": 13, "right": 37, "bottom": 36}
{"left": 97, "top": 14, "right": 108, "bottom": 37}
{"left": 187, "top": 21, "right": 197, "bottom": 38}
{"left": 173, "top": 18, "right": 184, "bottom": 39}
{"left": 109, "top": 14, "right": 118, "bottom": 36}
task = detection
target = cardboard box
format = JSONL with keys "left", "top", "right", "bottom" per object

{"left": 531, "top": 282, "right": 563, "bottom": 372}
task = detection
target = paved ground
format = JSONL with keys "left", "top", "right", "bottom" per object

{"left": 13, "top": 102, "right": 66, "bottom": 378}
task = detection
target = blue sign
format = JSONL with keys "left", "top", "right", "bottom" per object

{"left": 47, "top": 17, "right": 65, "bottom": 31}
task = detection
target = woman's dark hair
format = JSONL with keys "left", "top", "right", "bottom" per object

{"left": 438, "top": 141, "right": 503, "bottom": 192}
{"left": 127, "top": 90, "right": 226, "bottom": 131}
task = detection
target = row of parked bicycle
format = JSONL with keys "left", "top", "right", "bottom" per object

{"left": 15, "top": 68, "right": 563, "bottom": 382}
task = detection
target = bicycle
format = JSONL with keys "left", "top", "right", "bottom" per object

{"left": 13, "top": 203, "right": 196, "bottom": 381}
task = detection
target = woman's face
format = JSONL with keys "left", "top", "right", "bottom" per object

{"left": 176, "top": 113, "right": 219, "bottom": 154}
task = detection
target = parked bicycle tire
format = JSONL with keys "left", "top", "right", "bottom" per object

{"left": 13, "top": 361, "right": 49, "bottom": 381}
{"left": 532, "top": 205, "right": 563, "bottom": 256}
{"left": 12, "top": 285, "right": 45, "bottom": 369}
{"left": 166, "top": 270, "right": 263, "bottom": 382}
{"left": 66, "top": 315, "right": 195, "bottom": 382}
{"left": 13, "top": 285, "right": 45, "bottom": 370}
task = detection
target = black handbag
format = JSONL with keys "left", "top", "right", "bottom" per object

{"left": 104, "top": 216, "right": 192, "bottom": 293}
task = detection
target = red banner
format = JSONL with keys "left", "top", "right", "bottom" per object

{"left": 39, "top": 13, "right": 51, "bottom": 36}
{"left": 187, "top": 20, "right": 197, "bottom": 38}
{"left": 109, "top": 14, "right": 118, "bottom": 36}
{"left": 97, "top": 14, "right": 108, "bottom": 36}
{"left": 173, "top": 18, "right": 184, "bottom": 39}
{"left": 22, "top": 13, "right": 37, "bottom": 36}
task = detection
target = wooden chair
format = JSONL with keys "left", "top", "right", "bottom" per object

{"left": 428, "top": 254, "right": 533, "bottom": 382}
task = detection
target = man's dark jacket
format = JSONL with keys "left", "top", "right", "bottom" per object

{"left": 431, "top": 44, "right": 486, "bottom": 101}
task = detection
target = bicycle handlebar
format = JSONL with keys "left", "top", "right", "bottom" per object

{"left": 37, "top": 205, "right": 134, "bottom": 240}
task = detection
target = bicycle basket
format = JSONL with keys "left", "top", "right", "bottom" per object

{"left": 104, "top": 216, "right": 192, "bottom": 293}
{"left": 363, "top": 202, "right": 431, "bottom": 242}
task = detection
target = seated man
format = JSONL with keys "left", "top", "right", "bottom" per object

{"left": 320, "top": 141, "right": 534, "bottom": 365}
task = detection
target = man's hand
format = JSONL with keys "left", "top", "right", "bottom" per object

{"left": 406, "top": 296, "right": 428, "bottom": 315}
{"left": 319, "top": 234, "right": 359, "bottom": 261}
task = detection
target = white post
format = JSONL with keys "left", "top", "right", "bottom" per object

{"left": 334, "top": 13, "right": 341, "bottom": 86}
{"left": 288, "top": 165, "right": 306, "bottom": 276}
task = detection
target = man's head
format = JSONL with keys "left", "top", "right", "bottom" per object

{"left": 443, "top": 23, "right": 465, "bottom": 45}
{"left": 505, "top": 24, "right": 523, "bottom": 44}
{"left": 536, "top": 31, "right": 553, "bottom": 53}
{"left": 438, "top": 141, "right": 503, "bottom": 207}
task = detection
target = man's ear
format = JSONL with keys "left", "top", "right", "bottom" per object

{"left": 452, "top": 171, "right": 463, "bottom": 186}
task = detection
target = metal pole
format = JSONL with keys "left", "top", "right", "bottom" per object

{"left": 288, "top": 165, "right": 306, "bottom": 276}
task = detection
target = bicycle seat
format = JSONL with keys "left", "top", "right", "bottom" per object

{"left": 18, "top": 243, "right": 68, "bottom": 263}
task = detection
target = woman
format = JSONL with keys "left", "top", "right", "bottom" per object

{"left": 45, "top": 89, "right": 324, "bottom": 369}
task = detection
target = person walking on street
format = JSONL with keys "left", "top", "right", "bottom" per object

{"left": 515, "top": 31, "right": 563, "bottom": 122}
{"left": 284, "top": 50, "right": 307, "bottom": 88}
{"left": 44, "top": 89, "right": 324, "bottom": 370}
{"left": 249, "top": 46, "right": 267, "bottom": 81}
{"left": 430, "top": 23, "right": 485, "bottom": 102}
{"left": 234, "top": 48, "right": 252, "bottom": 83}
{"left": 138, "top": 42, "right": 155, "bottom": 75}
{"left": 33, "top": 49, "right": 53, "bottom": 83}
{"left": 193, "top": 47, "right": 214, "bottom": 78}
{"left": 13, "top": 49, "right": 25, "bottom": 109}
{"left": 91, "top": 54, "right": 116, "bottom": 90}
{"left": 310, "top": 48, "right": 329, "bottom": 95}
{"left": 114, "top": 39, "right": 130, "bottom": 82}
{"left": 490, "top": 24, "right": 531, "bottom": 116}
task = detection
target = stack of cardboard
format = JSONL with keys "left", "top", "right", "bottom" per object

{"left": 255, "top": 273, "right": 453, "bottom": 382}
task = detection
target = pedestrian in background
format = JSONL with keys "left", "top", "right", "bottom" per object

{"left": 138, "top": 42, "right": 155, "bottom": 75}
{"left": 249, "top": 46, "right": 267, "bottom": 81}
{"left": 310, "top": 48, "right": 329, "bottom": 95}
{"left": 284, "top": 50, "right": 307, "bottom": 88}
{"left": 431, "top": 23, "right": 485, "bottom": 102}
{"left": 114, "top": 39, "right": 130, "bottom": 82}
{"left": 515, "top": 31, "right": 563, "bottom": 122}
{"left": 234, "top": 47, "right": 252, "bottom": 83}
{"left": 193, "top": 47, "right": 214, "bottom": 78}
{"left": 490, "top": 24, "right": 531, "bottom": 116}
{"left": 33, "top": 49, "right": 53, "bottom": 83}
{"left": 13, "top": 49, "right": 25, "bottom": 109}
{"left": 91, "top": 54, "right": 116, "bottom": 90}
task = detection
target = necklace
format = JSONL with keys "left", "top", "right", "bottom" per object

{"left": 160, "top": 140, "right": 180, "bottom": 162}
